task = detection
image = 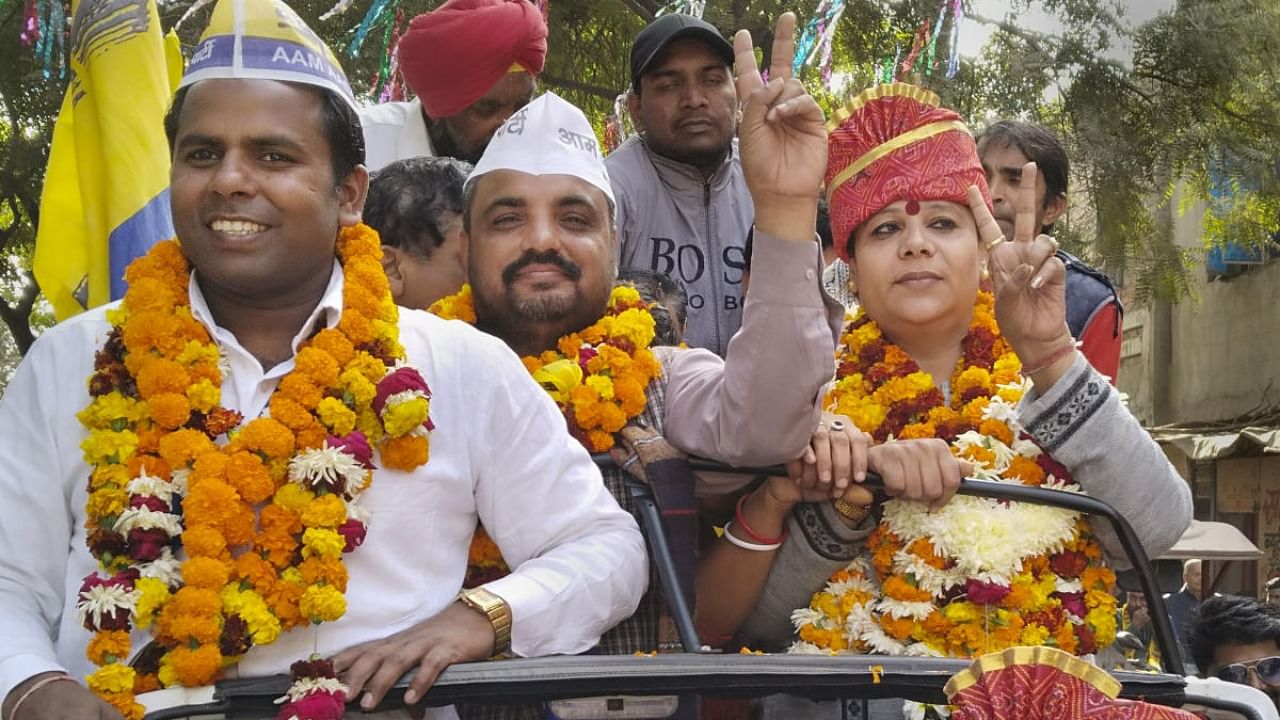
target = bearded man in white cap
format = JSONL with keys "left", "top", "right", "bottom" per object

{"left": 0, "top": 0, "right": 644, "bottom": 718}
{"left": 427, "top": 15, "right": 899, "bottom": 675}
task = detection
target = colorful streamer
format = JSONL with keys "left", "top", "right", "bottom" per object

{"left": 946, "top": 0, "right": 964, "bottom": 79}
{"left": 655, "top": 0, "right": 704, "bottom": 19}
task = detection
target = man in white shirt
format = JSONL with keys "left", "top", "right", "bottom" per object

{"left": 0, "top": 1, "right": 645, "bottom": 718}
{"left": 359, "top": 0, "right": 547, "bottom": 169}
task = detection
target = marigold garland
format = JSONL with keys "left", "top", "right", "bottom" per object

{"left": 791, "top": 291, "right": 1117, "bottom": 661}
{"left": 77, "top": 224, "right": 433, "bottom": 718}
{"left": 430, "top": 283, "right": 662, "bottom": 588}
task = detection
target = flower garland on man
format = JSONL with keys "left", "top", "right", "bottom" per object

{"left": 0, "top": 1, "right": 649, "bottom": 719}
{"left": 714, "top": 84, "right": 1191, "bottom": 684}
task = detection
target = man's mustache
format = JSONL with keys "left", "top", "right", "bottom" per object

{"left": 502, "top": 250, "right": 582, "bottom": 285}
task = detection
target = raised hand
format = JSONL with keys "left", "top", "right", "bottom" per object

{"left": 733, "top": 12, "right": 826, "bottom": 242}
{"left": 968, "top": 162, "right": 1076, "bottom": 382}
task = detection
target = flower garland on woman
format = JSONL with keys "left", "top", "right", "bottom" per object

{"left": 726, "top": 83, "right": 1188, "bottom": 682}
{"left": 791, "top": 290, "right": 1117, "bottom": 658}
{"left": 431, "top": 283, "right": 661, "bottom": 586}
{"left": 75, "top": 224, "right": 435, "bottom": 719}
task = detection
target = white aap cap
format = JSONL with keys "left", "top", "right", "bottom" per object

{"left": 179, "top": 0, "right": 358, "bottom": 112}
{"left": 468, "top": 91, "right": 615, "bottom": 207}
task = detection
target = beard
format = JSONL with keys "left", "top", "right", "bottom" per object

{"left": 426, "top": 117, "right": 486, "bottom": 164}
{"left": 473, "top": 250, "right": 611, "bottom": 354}
{"left": 641, "top": 129, "right": 731, "bottom": 171}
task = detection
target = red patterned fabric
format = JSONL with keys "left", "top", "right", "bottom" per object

{"left": 398, "top": 0, "right": 548, "bottom": 119}
{"left": 946, "top": 649, "right": 1199, "bottom": 720}
{"left": 825, "top": 83, "right": 991, "bottom": 261}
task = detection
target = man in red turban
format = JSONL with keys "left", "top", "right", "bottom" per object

{"left": 359, "top": 0, "right": 548, "bottom": 169}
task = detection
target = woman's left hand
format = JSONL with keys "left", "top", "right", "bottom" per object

{"left": 967, "top": 163, "right": 1074, "bottom": 364}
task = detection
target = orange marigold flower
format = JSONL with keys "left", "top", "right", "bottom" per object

{"left": 182, "top": 525, "right": 229, "bottom": 560}
{"left": 158, "top": 429, "right": 215, "bottom": 470}
{"left": 86, "top": 630, "right": 132, "bottom": 665}
{"left": 135, "top": 358, "right": 193, "bottom": 400}
{"left": 225, "top": 451, "right": 276, "bottom": 504}
{"left": 343, "top": 283, "right": 382, "bottom": 321}
{"left": 309, "top": 329, "right": 356, "bottom": 367}
{"left": 235, "top": 553, "right": 278, "bottom": 589}
{"left": 183, "top": 478, "right": 241, "bottom": 528}
{"left": 148, "top": 393, "right": 192, "bottom": 430}
{"left": 123, "top": 276, "right": 180, "bottom": 315}
{"left": 299, "top": 556, "right": 348, "bottom": 591}
{"left": 133, "top": 672, "right": 160, "bottom": 695}
{"left": 100, "top": 690, "right": 146, "bottom": 720}
{"left": 237, "top": 417, "right": 295, "bottom": 459}
{"left": 295, "top": 347, "right": 341, "bottom": 388}
{"left": 268, "top": 396, "right": 313, "bottom": 431}
{"left": 978, "top": 419, "right": 1014, "bottom": 446}
{"left": 127, "top": 453, "right": 171, "bottom": 481}
{"left": 294, "top": 422, "right": 329, "bottom": 451}
{"left": 337, "top": 309, "right": 374, "bottom": 345}
{"left": 907, "top": 538, "right": 949, "bottom": 570}
{"left": 258, "top": 528, "right": 300, "bottom": 569}
{"left": 1006, "top": 456, "right": 1046, "bottom": 486}
{"left": 882, "top": 615, "right": 916, "bottom": 641}
{"left": 277, "top": 374, "right": 324, "bottom": 410}
{"left": 188, "top": 452, "right": 230, "bottom": 489}
{"left": 380, "top": 434, "right": 428, "bottom": 471}
{"left": 883, "top": 575, "right": 933, "bottom": 603}
{"left": 168, "top": 645, "right": 222, "bottom": 686}
{"left": 182, "top": 556, "right": 230, "bottom": 590}
{"left": 260, "top": 504, "right": 303, "bottom": 535}
{"left": 265, "top": 579, "right": 305, "bottom": 628}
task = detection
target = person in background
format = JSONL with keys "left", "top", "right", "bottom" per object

{"left": 977, "top": 120, "right": 1123, "bottom": 382}
{"left": 366, "top": 156, "right": 472, "bottom": 310}
{"left": 1190, "top": 594, "right": 1280, "bottom": 709}
{"left": 1166, "top": 558, "right": 1206, "bottom": 670}
{"left": 608, "top": 13, "right": 753, "bottom": 357}
{"left": 359, "top": 0, "right": 546, "bottom": 169}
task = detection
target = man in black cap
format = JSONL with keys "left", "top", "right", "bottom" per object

{"left": 607, "top": 14, "right": 754, "bottom": 358}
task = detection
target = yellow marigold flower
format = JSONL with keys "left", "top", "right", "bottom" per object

{"left": 90, "top": 464, "right": 130, "bottom": 491}
{"left": 1021, "top": 624, "right": 1051, "bottom": 646}
{"left": 176, "top": 339, "right": 221, "bottom": 368}
{"left": 942, "top": 602, "right": 982, "bottom": 624}
{"left": 299, "top": 584, "right": 347, "bottom": 623}
{"left": 584, "top": 374, "right": 615, "bottom": 400}
{"left": 157, "top": 654, "right": 178, "bottom": 688}
{"left": 428, "top": 285, "right": 477, "bottom": 323}
{"left": 185, "top": 379, "right": 221, "bottom": 414}
{"left": 300, "top": 494, "right": 347, "bottom": 529}
{"left": 382, "top": 396, "right": 430, "bottom": 437}
{"left": 274, "top": 483, "right": 316, "bottom": 514}
{"left": 82, "top": 429, "right": 139, "bottom": 465}
{"left": 134, "top": 578, "right": 171, "bottom": 629}
{"left": 78, "top": 392, "right": 149, "bottom": 429}
{"left": 340, "top": 368, "right": 377, "bottom": 406}
{"left": 302, "top": 527, "right": 346, "bottom": 559}
{"left": 316, "top": 397, "right": 358, "bottom": 436}
{"left": 87, "top": 663, "right": 136, "bottom": 694}
{"left": 88, "top": 488, "right": 128, "bottom": 519}
{"left": 346, "top": 352, "right": 389, "bottom": 384}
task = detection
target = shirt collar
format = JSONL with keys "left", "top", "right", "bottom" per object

{"left": 188, "top": 259, "right": 346, "bottom": 356}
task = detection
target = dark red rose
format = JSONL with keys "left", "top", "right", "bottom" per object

{"left": 127, "top": 528, "right": 171, "bottom": 562}
{"left": 289, "top": 658, "right": 338, "bottom": 680}
{"left": 337, "top": 519, "right": 367, "bottom": 553}
{"left": 275, "top": 692, "right": 345, "bottom": 720}
{"left": 129, "top": 495, "right": 169, "bottom": 513}
{"left": 373, "top": 367, "right": 430, "bottom": 415}
{"left": 328, "top": 431, "right": 374, "bottom": 470}
{"left": 576, "top": 346, "right": 598, "bottom": 372}
{"left": 1076, "top": 625, "right": 1097, "bottom": 655}
{"left": 1050, "top": 550, "right": 1088, "bottom": 579}
{"left": 965, "top": 579, "right": 1011, "bottom": 604}
{"left": 220, "top": 614, "right": 252, "bottom": 656}
{"left": 1057, "top": 591, "right": 1086, "bottom": 618}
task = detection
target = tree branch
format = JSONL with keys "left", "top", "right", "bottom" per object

{"left": 616, "top": 0, "right": 655, "bottom": 22}
{"left": 541, "top": 73, "right": 624, "bottom": 102}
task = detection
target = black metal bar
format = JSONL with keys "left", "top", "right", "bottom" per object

{"left": 677, "top": 458, "right": 1185, "bottom": 675}
{"left": 624, "top": 480, "right": 704, "bottom": 652}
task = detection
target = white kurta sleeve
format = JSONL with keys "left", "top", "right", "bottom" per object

{"left": 466, "top": 337, "right": 647, "bottom": 657}
{"left": 0, "top": 328, "right": 84, "bottom": 701}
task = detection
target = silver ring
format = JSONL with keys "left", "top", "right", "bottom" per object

{"left": 829, "top": 419, "right": 846, "bottom": 432}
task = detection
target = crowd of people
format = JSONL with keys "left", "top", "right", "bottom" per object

{"left": 0, "top": 0, "right": 1214, "bottom": 719}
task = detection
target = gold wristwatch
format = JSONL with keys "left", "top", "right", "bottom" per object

{"left": 456, "top": 587, "right": 512, "bottom": 657}
{"left": 833, "top": 498, "right": 872, "bottom": 526}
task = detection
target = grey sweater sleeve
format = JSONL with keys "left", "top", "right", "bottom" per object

{"left": 1018, "top": 353, "right": 1193, "bottom": 568}
{"left": 739, "top": 502, "right": 875, "bottom": 651}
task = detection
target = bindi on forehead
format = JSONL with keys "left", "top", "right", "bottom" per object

{"left": 905, "top": 200, "right": 920, "bottom": 216}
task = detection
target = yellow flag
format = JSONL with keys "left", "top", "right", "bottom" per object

{"left": 34, "top": 0, "right": 183, "bottom": 321}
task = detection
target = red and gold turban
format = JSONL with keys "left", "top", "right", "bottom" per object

{"left": 825, "top": 83, "right": 991, "bottom": 261}
{"left": 398, "top": 0, "right": 548, "bottom": 119}
{"left": 945, "top": 647, "right": 1199, "bottom": 720}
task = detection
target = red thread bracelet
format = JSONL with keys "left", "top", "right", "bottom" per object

{"left": 1022, "top": 342, "right": 1077, "bottom": 375}
{"left": 735, "top": 494, "right": 787, "bottom": 545}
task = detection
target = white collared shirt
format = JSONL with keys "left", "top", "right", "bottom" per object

{"left": 0, "top": 263, "right": 646, "bottom": 716}
{"left": 359, "top": 98, "right": 437, "bottom": 171}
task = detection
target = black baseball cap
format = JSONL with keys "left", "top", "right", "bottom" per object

{"left": 630, "top": 14, "right": 734, "bottom": 91}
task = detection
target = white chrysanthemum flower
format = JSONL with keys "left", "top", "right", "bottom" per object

{"left": 276, "top": 677, "right": 349, "bottom": 705}
{"left": 876, "top": 598, "right": 936, "bottom": 620}
{"left": 169, "top": 468, "right": 191, "bottom": 496}
{"left": 76, "top": 582, "right": 141, "bottom": 629}
{"left": 346, "top": 501, "right": 371, "bottom": 524}
{"left": 904, "top": 642, "right": 945, "bottom": 658}
{"left": 126, "top": 469, "right": 178, "bottom": 503}
{"left": 787, "top": 640, "right": 827, "bottom": 655}
{"left": 114, "top": 506, "right": 182, "bottom": 535}
{"left": 385, "top": 388, "right": 427, "bottom": 407}
{"left": 827, "top": 574, "right": 877, "bottom": 598}
{"left": 288, "top": 446, "right": 367, "bottom": 495}
{"left": 904, "top": 560, "right": 966, "bottom": 596}
{"left": 982, "top": 395, "right": 1020, "bottom": 424}
{"left": 139, "top": 547, "right": 183, "bottom": 587}
{"left": 1011, "top": 437, "right": 1042, "bottom": 458}
{"left": 860, "top": 624, "right": 908, "bottom": 655}
{"left": 1056, "top": 578, "right": 1084, "bottom": 594}
{"left": 790, "top": 607, "right": 825, "bottom": 630}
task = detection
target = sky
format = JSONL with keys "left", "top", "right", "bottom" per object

{"left": 957, "top": 0, "right": 1177, "bottom": 68}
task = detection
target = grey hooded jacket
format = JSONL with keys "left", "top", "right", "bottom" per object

{"left": 606, "top": 135, "right": 754, "bottom": 357}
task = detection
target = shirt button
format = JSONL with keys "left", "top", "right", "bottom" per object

{"left": 805, "top": 269, "right": 816, "bottom": 281}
